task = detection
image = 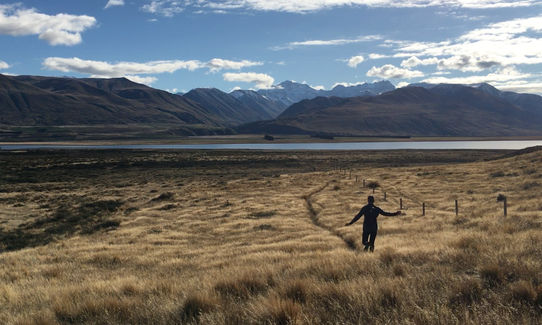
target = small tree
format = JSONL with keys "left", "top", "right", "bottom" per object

{"left": 367, "top": 181, "right": 380, "bottom": 194}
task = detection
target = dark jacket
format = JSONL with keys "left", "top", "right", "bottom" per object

{"left": 347, "top": 203, "right": 399, "bottom": 231}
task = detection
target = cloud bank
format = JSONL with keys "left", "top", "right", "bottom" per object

{"left": 141, "top": 0, "right": 539, "bottom": 16}
{"left": 223, "top": 72, "right": 274, "bottom": 89}
{"left": 0, "top": 60, "right": 9, "bottom": 69}
{"left": 347, "top": 56, "right": 364, "bottom": 68}
{"left": 43, "top": 57, "right": 202, "bottom": 77}
{"left": 42, "top": 57, "right": 265, "bottom": 85}
{"left": 105, "top": 0, "right": 125, "bottom": 9}
{"left": 366, "top": 14, "right": 542, "bottom": 93}
{"left": 367, "top": 64, "right": 424, "bottom": 79}
{"left": 272, "top": 35, "right": 380, "bottom": 50}
{"left": 142, "top": 0, "right": 184, "bottom": 17}
{"left": 0, "top": 4, "right": 96, "bottom": 46}
{"left": 206, "top": 58, "right": 263, "bottom": 73}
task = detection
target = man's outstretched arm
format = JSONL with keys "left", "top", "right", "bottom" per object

{"left": 380, "top": 209, "right": 401, "bottom": 217}
{"left": 345, "top": 207, "right": 365, "bottom": 226}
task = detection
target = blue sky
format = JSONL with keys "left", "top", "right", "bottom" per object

{"left": 1, "top": 0, "right": 541, "bottom": 94}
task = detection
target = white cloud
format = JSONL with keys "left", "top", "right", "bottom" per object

{"left": 43, "top": 57, "right": 203, "bottom": 77}
{"left": 105, "top": 0, "right": 125, "bottom": 9}
{"left": 367, "top": 64, "right": 424, "bottom": 79}
{"left": 43, "top": 57, "right": 203, "bottom": 85}
{"left": 369, "top": 53, "right": 390, "bottom": 60}
{"left": 272, "top": 35, "right": 381, "bottom": 50}
{"left": 0, "top": 60, "right": 9, "bottom": 69}
{"left": 223, "top": 72, "right": 274, "bottom": 89}
{"left": 492, "top": 80, "right": 542, "bottom": 95}
{"left": 400, "top": 56, "right": 438, "bottom": 68}
{"left": 143, "top": 0, "right": 540, "bottom": 16}
{"left": 142, "top": 0, "right": 540, "bottom": 15}
{"left": 125, "top": 75, "right": 157, "bottom": 85}
{"left": 397, "top": 82, "right": 410, "bottom": 88}
{"left": 436, "top": 54, "right": 502, "bottom": 72}
{"left": 389, "top": 15, "right": 542, "bottom": 72}
{"left": 421, "top": 66, "right": 531, "bottom": 85}
{"left": 206, "top": 58, "right": 263, "bottom": 73}
{"left": 142, "top": 0, "right": 184, "bottom": 17}
{"left": 459, "top": 15, "right": 542, "bottom": 42}
{"left": 42, "top": 57, "right": 263, "bottom": 82}
{"left": 347, "top": 56, "right": 364, "bottom": 68}
{"left": 0, "top": 4, "right": 96, "bottom": 46}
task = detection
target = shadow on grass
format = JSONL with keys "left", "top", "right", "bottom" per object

{"left": 0, "top": 200, "right": 122, "bottom": 252}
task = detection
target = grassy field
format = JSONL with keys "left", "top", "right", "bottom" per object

{"left": 1, "top": 148, "right": 541, "bottom": 324}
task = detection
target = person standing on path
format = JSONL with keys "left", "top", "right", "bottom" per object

{"left": 345, "top": 196, "right": 401, "bottom": 252}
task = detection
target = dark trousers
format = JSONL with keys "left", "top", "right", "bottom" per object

{"left": 362, "top": 227, "right": 377, "bottom": 251}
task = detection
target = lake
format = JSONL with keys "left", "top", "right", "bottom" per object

{"left": 2, "top": 140, "right": 542, "bottom": 150}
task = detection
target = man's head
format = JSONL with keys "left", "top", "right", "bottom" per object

{"left": 368, "top": 196, "right": 375, "bottom": 204}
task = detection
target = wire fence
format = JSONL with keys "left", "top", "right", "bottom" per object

{"left": 332, "top": 167, "right": 510, "bottom": 219}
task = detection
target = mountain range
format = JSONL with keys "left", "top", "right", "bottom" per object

{"left": 238, "top": 83, "right": 542, "bottom": 136}
{"left": 0, "top": 74, "right": 394, "bottom": 131}
{"left": 256, "top": 80, "right": 395, "bottom": 107}
{"left": 1, "top": 73, "right": 542, "bottom": 138}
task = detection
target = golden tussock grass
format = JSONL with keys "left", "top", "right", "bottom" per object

{"left": 1, "top": 148, "right": 542, "bottom": 324}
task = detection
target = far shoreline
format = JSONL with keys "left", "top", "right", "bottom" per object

{"left": 2, "top": 135, "right": 542, "bottom": 146}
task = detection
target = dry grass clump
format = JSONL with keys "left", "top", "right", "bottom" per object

{"left": 1, "top": 148, "right": 542, "bottom": 324}
{"left": 509, "top": 281, "right": 537, "bottom": 305}
{"left": 214, "top": 273, "right": 273, "bottom": 301}
{"left": 179, "top": 294, "right": 218, "bottom": 323}
{"left": 280, "top": 279, "right": 310, "bottom": 304}
{"left": 150, "top": 192, "right": 175, "bottom": 202}
{"left": 449, "top": 279, "right": 483, "bottom": 307}
{"left": 480, "top": 264, "right": 506, "bottom": 288}
{"left": 258, "top": 297, "right": 301, "bottom": 325}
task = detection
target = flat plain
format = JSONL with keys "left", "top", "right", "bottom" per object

{"left": 1, "top": 148, "right": 541, "bottom": 324}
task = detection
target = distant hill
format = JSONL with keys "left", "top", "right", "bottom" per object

{"left": 230, "top": 89, "right": 287, "bottom": 118}
{"left": 410, "top": 82, "right": 542, "bottom": 118}
{"left": 0, "top": 74, "right": 222, "bottom": 127}
{"left": 237, "top": 84, "right": 542, "bottom": 137}
{"left": 183, "top": 88, "right": 276, "bottom": 126}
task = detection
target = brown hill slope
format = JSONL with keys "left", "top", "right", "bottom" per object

{"left": 238, "top": 85, "right": 542, "bottom": 136}
{"left": 183, "top": 88, "right": 274, "bottom": 126}
{"left": 1, "top": 74, "right": 221, "bottom": 127}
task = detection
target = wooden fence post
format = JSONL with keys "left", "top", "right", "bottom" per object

{"left": 504, "top": 197, "right": 507, "bottom": 217}
{"left": 363, "top": 179, "right": 366, "bottom": 187}
{"left": 422, "top": 202, "right": 425, "bottom": 216}
{"left": 355, "top": 176, "right": 358, "bottom": 183}
{"left": 384, "top": 192, "right": 387, "bottom": 201}
{"left": 455, "top": 200, "right": 458, "bottom": 216}
{"left": 400, "top": 198, "right": 403, "bottom": 210}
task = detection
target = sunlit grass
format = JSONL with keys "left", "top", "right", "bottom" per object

{"left": 0, "top": 149, "right": 541, "bottom": 324}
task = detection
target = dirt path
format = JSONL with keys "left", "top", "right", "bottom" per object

{"left": 303, "top": 182, "right": 357, "bottom": 250}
